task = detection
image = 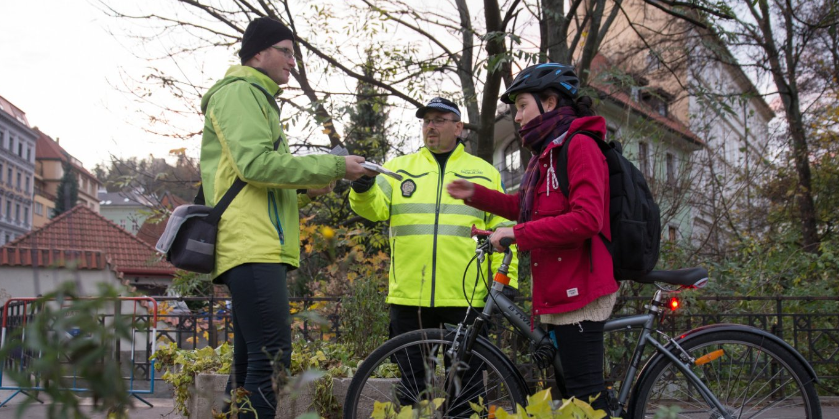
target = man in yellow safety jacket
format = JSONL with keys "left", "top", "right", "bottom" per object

{"left": 349, "top": 97, "right": 518, "bottom": 416}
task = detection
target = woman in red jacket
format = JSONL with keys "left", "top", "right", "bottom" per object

{"left": 447, "top": 63, "right": 619, "bottom": 411}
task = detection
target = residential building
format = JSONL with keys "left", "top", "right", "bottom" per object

{"left": 0, "top": 95, "right": 37, "bottom": 245}
{"left": 98, "top": 190, "right": 156, "bottom": 235}
{"left": 595, "top": 0, "right": 774, "bottom": 252}
{"left": 493, "top": 0, "right": 773, "bottom": 255}
{"left": 33, "top": 130, "right": 102, "bottom": 228}
{"left": 0, "top": 204, "right": 176, "bottom": 296}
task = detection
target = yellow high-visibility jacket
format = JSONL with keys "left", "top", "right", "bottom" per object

{"left": 349, "top": 143, "right": 518, "bottom": 307}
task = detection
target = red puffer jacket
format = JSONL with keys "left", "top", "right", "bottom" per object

{"left": 467, "top": 116, "right": 618, "bottom": 316}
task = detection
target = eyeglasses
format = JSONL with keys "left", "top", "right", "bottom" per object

{"left": 421, "top": 117, "right": 458, "bottom": 126}
{"left": 270, "top": 46, "right": 295, "bottom": 60}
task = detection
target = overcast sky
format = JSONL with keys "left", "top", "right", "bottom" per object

{"left": 0, "top": 0, "right": 232, "bottom": 169}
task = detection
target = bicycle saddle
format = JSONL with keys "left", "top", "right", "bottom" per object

{"left": 633, "top": 267, "right": 709, "bottom": 288}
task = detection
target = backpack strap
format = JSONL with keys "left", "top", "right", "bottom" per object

{"left": 555, "top": 129, "right": 613, "bottom": 269}
{"left": 556, "top": 130, "right": 606, "bottom": 197}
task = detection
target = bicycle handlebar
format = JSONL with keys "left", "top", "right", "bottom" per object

{"left": 471, "top": 224, "right": 514, "bottom": 252}
{"left": 471, "top": 225, "right": 493, "bottom": 238}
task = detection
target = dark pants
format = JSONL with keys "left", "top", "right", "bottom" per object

{"left": 221, "top": 263, "right": 292, "bottom": 419}
{"left": 389, "top": 304, "right": 484, "bottom": 418}
{"left": 548, "top": 320, "right": 610, "bottom": 411}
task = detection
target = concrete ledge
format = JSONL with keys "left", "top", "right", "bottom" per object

{"left": 188, "top": 374, "right": 399, "bottom": 418}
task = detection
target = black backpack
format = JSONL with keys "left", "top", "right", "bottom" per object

{"left": 556, "top": 130, "right": 661, "bottom": 281}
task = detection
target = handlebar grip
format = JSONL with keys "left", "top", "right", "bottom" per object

{"left": 499, "top": 237, "right": 514, "bottom": 250}
{"left": 471, "top": 224, "right": 494, "bottom": 238}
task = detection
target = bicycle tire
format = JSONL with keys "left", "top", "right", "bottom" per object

{"left": 343, "top": 328, "right": 529, "bottom": 419}
{"left": 629, "top": 329, "right": 821, "bottom": 419}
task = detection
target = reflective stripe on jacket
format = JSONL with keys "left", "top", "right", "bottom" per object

{"left": 200, "top": 66, "right": 346, "bottom": 279}
{"left": 349, "top": 143, "right": 518, "bottom": 307}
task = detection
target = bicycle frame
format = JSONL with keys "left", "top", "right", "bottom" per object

{"left": 472, "top": 284, "right": 733, "bottom": 418}
{"left": 455, "top": 236, "right": 733, "bottom": 418}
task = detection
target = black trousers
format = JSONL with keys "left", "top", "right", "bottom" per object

{"left": 548, "top": 320, "right": 610, "bottom": 411}
{"left": 221, "top": 263, "right": 292, "bottom": 419}
{"left": 389, "top": 304, "right": 485, "bottom": 418}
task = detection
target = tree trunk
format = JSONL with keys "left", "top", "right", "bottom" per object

{"left": 753, "top": 0, "right": 820, "bottom": 251}
{"left": 477, "top": 0, "right": 507, "bottom": 164}
{"left": 455, "top": 0, "right": 481, "bottom": 151}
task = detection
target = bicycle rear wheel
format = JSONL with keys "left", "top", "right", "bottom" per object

{"left": 630, "top": 330, "right": 821, "bottom": 418}
{"left": 343, "top": 328, "right": 529, "bottom": 419}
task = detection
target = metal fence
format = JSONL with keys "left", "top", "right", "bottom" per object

{"left": 150, "top": 295, "right": 839, "bottom": 393}
{"left": 7, "top": 295, "right": 835, "bottom": 396}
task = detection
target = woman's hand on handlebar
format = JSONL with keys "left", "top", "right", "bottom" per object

{"left": 447, "top": 179, "right": 475, "bottom": 200}
{"left": 489, "top": 227, "right": 515, "bottom": 252}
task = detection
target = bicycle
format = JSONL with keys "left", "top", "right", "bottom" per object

{"left": 343, "top": 227, "right": 822, "bottom": 418}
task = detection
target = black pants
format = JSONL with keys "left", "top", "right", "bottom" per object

{"left": 389, "top": 304, "right": 484, "bottom": 418}
{"left": 221, "top": 263, "right": 292, "bottom": 419}
{"left": 548, "top": 320, "right": 610, "bottom": 411}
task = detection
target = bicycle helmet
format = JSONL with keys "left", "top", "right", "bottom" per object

{"left": 500, "top": 63, "right": 579, "bottom": 104}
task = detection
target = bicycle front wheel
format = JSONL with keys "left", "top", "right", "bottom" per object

{"left": 343, "top": 328, "right": 529, "bottom": 419}
{"left": 630, "top": 330, "right": 821, "bottom": 419}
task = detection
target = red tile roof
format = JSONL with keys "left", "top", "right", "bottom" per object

{"left": 0, "top": 247, "right": 107, "bottom": 270}
{"left": 34, "top": 130, "right": 98, "bottom": 179}
{"left": 0, "top": 95, "right": 30, "bottom": 127}
{"left": 136, "top": 192, "right": 190, "bottom": 247}
{"left": 592, "top": 81, "right": 705, "bottom": 146}
{"left": 137, "top": 219, "right": 166, "bottom": 248}
{"left": 1, "top": 205, "right": 175, "bottom": 276}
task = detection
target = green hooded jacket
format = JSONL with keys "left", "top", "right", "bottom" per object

{"left": 200, "top": 65, "right": 346, "bottom": 279}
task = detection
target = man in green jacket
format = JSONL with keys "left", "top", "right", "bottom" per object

{"left": 349, "top": 97, "right": 518, "bottom": 416}
{"left": 200, "top": 17, "right": 374, "bottom": 418}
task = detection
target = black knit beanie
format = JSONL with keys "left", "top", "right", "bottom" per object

{"left": 238, "top": 18, "right": 295, "bottom": 63}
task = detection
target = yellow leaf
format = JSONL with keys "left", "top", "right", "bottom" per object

{"left": 396, "top": 405, "right": 414, "bottom": 419}
{"left": 371, "top": 401, "right": 392, "bottom": 419}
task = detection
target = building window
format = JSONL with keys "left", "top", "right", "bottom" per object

{"left": 669, "top": 226, "right": 678, "bottom": 242}
{"left": 15, "top": 204, "right": 20, "bottom": 223}
{"left": 47, "top": 206, "right": 54, "bottom": 218}
{"left": 17, "top": 142, "right": 22, "bottom": 157}
{"left": 5, "top": 201, "right": 10, "bottom": 220}
{"left": 4, "top": 234, "right": 10, "bottom": 244}
{"left": 16, "top": 172, "right": 21, "bottom": 190}
{"left": 35, "top": 202, "right": 43, "bottom": 216}
{"left": 647, "top": 52, "right": 663, "bottom": 71}
{"left": 638, "top": 142, "right": 650, "bottom": 177}
{"left": 24, "top": 207, "right": 29, "bottom": 224}
{"left": 504, "top": 141, "right": 522, "bottom": 174}
{"left": 25, "top": 176, "right": 30, "bottom": 192}
{"left": 26, "top": 147, "right": 32, "bottom": 162}
{"left": 0, "top": 163, "right": 3, "bottom": 182}
{"left": 666, "top": 152, "right": 676, "bottom": 186}
{"left": 640, "top": 91, "right": 668, "bottom": 117}
{"left": 120, "top": 219, "right": 127, "bottom": 230}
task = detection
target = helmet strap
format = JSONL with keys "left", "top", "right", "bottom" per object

{"left": 532, "top": 93, "right": 545, "bottom": 114}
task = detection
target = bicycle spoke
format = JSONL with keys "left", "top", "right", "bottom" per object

{"left": 634, "top": 333, "right": 819, "bottom": 419}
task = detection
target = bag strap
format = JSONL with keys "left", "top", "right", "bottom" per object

{"left": 557, "top": 130, "right": 605, "bottom": 197}
{"left": 204, "top": 177, "right": 247, "bottom": 225}
{"left": 195, "top": 81, "right": 284, "bottom": 218}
